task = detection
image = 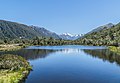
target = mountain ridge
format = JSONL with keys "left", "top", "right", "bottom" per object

{"left": 86, "top": 23, "right": 114, "bottom": 35}
{"left": 0, "top": 20, "right": 60, "bottom": 40}
{"left": 76, "top": 22, "right": 120, "bottom": 46}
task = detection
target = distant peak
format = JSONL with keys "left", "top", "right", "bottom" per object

{"left": 60, "top": 33, "right": 81, "bottom": 40}
{"left": 104, "top": 23, "right": 114, "bottom": 27}
{"left": 62, "top": 33, "right": 74, "bottom": 37}
{"left": 107, "top": 23, "right": 114, "bottom": 25}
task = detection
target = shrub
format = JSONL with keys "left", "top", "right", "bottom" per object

{"left": 0, "top": 54, "right": 31, "bottom": 70}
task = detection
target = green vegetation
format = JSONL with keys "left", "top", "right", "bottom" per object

{"left": 2, "top": 19, "right": 120, "bottom": 82}
{"left": 0, "top": 20, "right": 59, "bottom": 40}
{"left": 76, "top": 23, "right": 120, "bottom": 46}
{"left": 0, "top": 19, "right": 75, "bottom": 47}
{"left": 0, "top": 44, "right": 24, "bottom": 51}
{"left": 108, "top": 46, "right": 120, "bottom": 55}
{"left": 0, "top": 37, "right": 73, "bottom": 47}
{"left": 0, "top": 54, "right": 32, "bottom": 83}
{"left": 1, "top": 19, "right": 120, "bottom": 47}
{"left": 31, "top": 37, "right": 73, "bottom": 46}
{"left": 82, "top": 49, "right": 120, "bottom": 65}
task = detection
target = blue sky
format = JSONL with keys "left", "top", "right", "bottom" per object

{"left": 0, "top": 0, "right": 120, "bottom": 34}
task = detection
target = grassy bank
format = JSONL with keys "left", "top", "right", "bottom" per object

{"left": 0, "top": 54, "right": 32, "bottom": 83}
{"left": 0, "top": 44, "right": 27, "bottom": 51}
{"left": 108, "top": 46, "right": 120, "bottom": 55}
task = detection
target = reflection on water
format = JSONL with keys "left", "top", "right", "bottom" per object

{"left": 82, "top": 49, "right": 120, "bottom": 66}
{"left": 0, "top": 49, "right": 57, "bottom": 60}
{"left": 59, "top": 49, "right": 81, "bottom": 54}
{"left": 1, "top": 46, "right": 120, "bottom": 66}
{"left": 27, "top": 45, "right": 106, "bottom": 50}
{"left": 1, "top": 45, "right": 120, "bottom": 83}
{"left": 1, "top": 47, "right": 120, "bottom": 65}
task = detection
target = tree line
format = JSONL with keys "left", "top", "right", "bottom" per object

{"left": 0, "top": 36, "right": 74, "bottom": 46}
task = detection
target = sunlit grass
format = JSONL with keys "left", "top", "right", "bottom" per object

{"left": 0, "top": 44, "right": 23, "bottom": 51}
{"left": 0, "top": 69, "right": 26, "bottom": 83}
{"left": 0, "top": 54, "right": 32, "bottom": 83}
{"left": 108, "top": 46, "right": 120, "bottom": 55}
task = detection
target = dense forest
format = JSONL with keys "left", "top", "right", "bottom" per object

{"left": 0, "top": 36, "right": 73, "bottom": 46}
{"left": 75, "top": 23, "right": 120, "bottom": 46}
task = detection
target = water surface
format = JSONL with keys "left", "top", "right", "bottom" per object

{"left": 1, "top": 45, "right": 120, "bottom": 83}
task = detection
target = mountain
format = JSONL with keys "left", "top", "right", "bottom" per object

{"left": 76, "top": 23, "right": 120, "bottom": 46}
{"left": 59, "top": 33, "right": 81, "bottom": 40}
{"left": 0, "top": 20, "right": 60, "bottom": 40}
{"left": 87, "top": 23, "right": 114, "bottom": 34}
{"left": 30, "top": 26, "right": 60, "bottom": 39}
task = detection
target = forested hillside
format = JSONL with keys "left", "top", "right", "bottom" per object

{"left": 86, "top": 23, "right": 114, "bottom": 34}
{"left": 0, "top": 20, "right": 73, "bottom": 45}
{"left": 76, "top": 23, "right": 120, "bottom": 46}
{"left": 0, "top": 20, "right": 60, "bottom": 40}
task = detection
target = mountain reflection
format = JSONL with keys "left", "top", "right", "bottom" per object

{"left": 82, "top": 49, "right": 120, "bottom": 65}
{"left": 59, "top": 49, "right": 81, "bottom": 54}
{"left": 1, "top": 47, "right": 120, "bottom": 66}
{"left": 0, "top": 49, "right": 57, "bottom": 60}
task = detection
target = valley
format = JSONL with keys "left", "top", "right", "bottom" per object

{"left": 0, "top": 19, "right": 120, "bottom": 83}
{"left": 1, "top": 1, "right": 120, "bottom": 83}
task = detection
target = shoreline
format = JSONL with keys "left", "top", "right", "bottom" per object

{"left": 0, "top": 44, "right": 27, "bottom": 51}
{"left": 108, "top": 46, "right": 120, "bottom": 55}
{"left": 0, "top": 54, "right": 32, "bottom": 83}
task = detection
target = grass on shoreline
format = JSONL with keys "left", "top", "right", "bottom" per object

{"left": 0, "top": 69, "right": 29, "bottom": 83}
{"left": 0, "top": 44, "right": 27, "bottom": 51}
{"left": 0, "top": 54, "right": 32, "bottom": 83}
{"left": 108, "top": 46, "right": 120, "bottom": 55}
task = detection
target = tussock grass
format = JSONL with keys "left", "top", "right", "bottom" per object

{"left": 0, "top": 44, "right": 23, "bottom": 51}
{"left": 0, "top": 54, "right": 32, "bottom": 83}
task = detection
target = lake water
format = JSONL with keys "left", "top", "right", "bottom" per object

{"left": 1, "top": 45, "right": 120, "bottom": 83}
